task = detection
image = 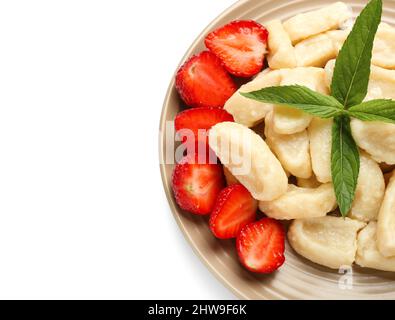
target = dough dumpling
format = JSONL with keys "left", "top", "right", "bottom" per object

{"left": 259, "top": 183, "right": 336, "bottom": 220}
{"left": 266, "top": 20, "right": 297, "bottom": 69}
{"left": 295, "top": 30, "right": 349, "bottom": 68}
{"left": 351, "top": 119, "right": 395, "bottom": 165}
{"left": 349, "top": 152, "right": 385, "bottom": 222}
{"left": 368, "top": 65, "right": 395, "bottom": 99}
{"left": 356, "top": 222, "right": 395, "bottom": 272}
{"left": 377, "top": 172, "right": 395, "bottom": 257}
{"left": 283, "top": 2, "right": 352, "bottom": 44}
{"left": 324, "top": 59, "right": 336, "bottom": 88}
{"left": 209, "top": 122, "right": 288, "bottom": 201}
{"left": 372, "top": 23, "right": 395, "bottom": 70}
{"left": 264, "top": 112, "right": 312, "bottom": 178}
{"left": 289, "top": 216, "right": 366, "bottom": 269}
{"left": 308, "top": 118, "right": 333, "bottom": 183}
{"left": 325, "top": 61, "right": 395, "bottom": 100}
{"left": 272, "top": 67, "right": 328, "bottom": 134}
{"left": 326, "top": 29, "right": 350, "bottom": 53}
{"left": 296, "top": 175, "right": 321, "bottom": 189}
{"left": 224, "top": 69, "right": 282, "bottom": 127}
{"left": 295, "top": 34, "right": 337, "bottom": 68}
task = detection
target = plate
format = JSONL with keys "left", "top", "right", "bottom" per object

{"left": 159, "top": 0, "right": 395, "bottom": 300}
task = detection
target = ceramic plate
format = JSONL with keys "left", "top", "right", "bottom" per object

{"left": 159, "top": 0, "right": 395, "bottom": 299}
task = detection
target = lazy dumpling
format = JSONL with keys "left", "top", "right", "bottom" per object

{"left": 368, "top": 65, "right": 395, "bottom": 99}
{"left": 264, "top": 112, "right": 312, "bottom": 179}
{"left": 377, "top": 171, "right": 395, "bottom": 257}
{"left": 349, "top": 66, "right": 395, "bottom": 165}
{"left": 259, "top": 183, "right": 336, "bottom": 220}
{"left": 294, "top": 30, "right": 348, "bottom": 67}
{"left": 326, "top": 29, "right": 350, "bottom": 53}
{"left": 283, "top": 2, "right": 353, "bottom": 44}
{"left": 296, "top": 175, "right": 321, "bottom": 189}
{"left": 325, "top": 61, "right": 395, "bottom": 100}
{"left": 324, "top": 59, "right": 336, "bottom": 88}
{"left": 224, "top": 69, "right": 282, "bottom": 127}
{"left": 372, "top": 23, "right": 395, "bottom": 70}
{"left": 356, "top": 222, "right": 395, "bottom": 272}
{"left": 267, "top": 20, "right": 350, "bottom": 69}
{"left": 308, "top": 118, "right": 333, "bottom": 183}
{"left": 265, "top": 20, "right": 297, "bottom": 69}
{"left": 271, "top": 67, "right": 328, "bottom": 134}
{"left": 351, "top": 119, "right": 395, "bottom": 165}
{"left": 349, "top": 152, "right": 385, "bottom": 222}
{"left": 209, "top": 122, "right": 288, "bottom": 201}
{"left": 288, "top": 216, "right": 366, "bottom": 269}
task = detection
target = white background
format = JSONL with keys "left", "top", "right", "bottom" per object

{"left": 0, "top": 0, "right": 236, "bottom": 299}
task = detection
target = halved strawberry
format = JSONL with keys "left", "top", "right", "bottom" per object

{"left": 236, "top": 218, "right": 285, "bottom": 273}
{"left": 172, "top": 155, "right": 224, "bottom": 215}
{"left": 210, "top": 184, "right": 257, "bottom": 239}
{"left": 175, "top": 51, "right": 237, "bottom": 108}
{"left": 205, "top": 20, "right": 269, "bottom": 77}
{"left": 175, "top": 107, "right": 234, "bottom": 152}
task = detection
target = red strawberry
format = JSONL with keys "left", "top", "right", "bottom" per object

{"left": 205, "top": 20, "right": 269, "bottom": 77}
{"left": 210, "top": 184, "right": 257, "bottom": 239}
{"left": 175, "top": 51, "right": 237, "bottom": 108}
{"left": 175, "top": 107, "right": 234, "bottom": 152}
{"left": 172, "top": 155, "right": 224, "bottom": 215}
{"left": 236, "top": 218, "right": 285, "bottom": 273}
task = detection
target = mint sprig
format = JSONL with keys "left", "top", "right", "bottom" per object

{"left": 331, "top": 116, "right": 360, "bottom": 215}
{"left": 349, "top": 99, "right": 395, "bottom": 123}
{"left": 331, "top": 0, "right": 382, "bottom": 108}
{"left": 242, "top": 0, "right": 393, "bottom": 217}
{"left": 241, "top": 85, "right": 344, "bottom": 118}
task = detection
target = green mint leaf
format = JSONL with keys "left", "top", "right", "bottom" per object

{"left": 331, "top": 0, "right": 382, "bottom": 108}
{"left": 349, "top": 99, "right": 395, "bottom": 124}
{"left": 241, "top": 85, "right": 344, "bottom": 118}
{"left": 331, "top": 115, "right": 360, "bottom": 217}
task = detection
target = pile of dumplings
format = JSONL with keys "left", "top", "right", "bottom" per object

{"left": 208, "top": 2, "right": 395, "bottom": 272}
